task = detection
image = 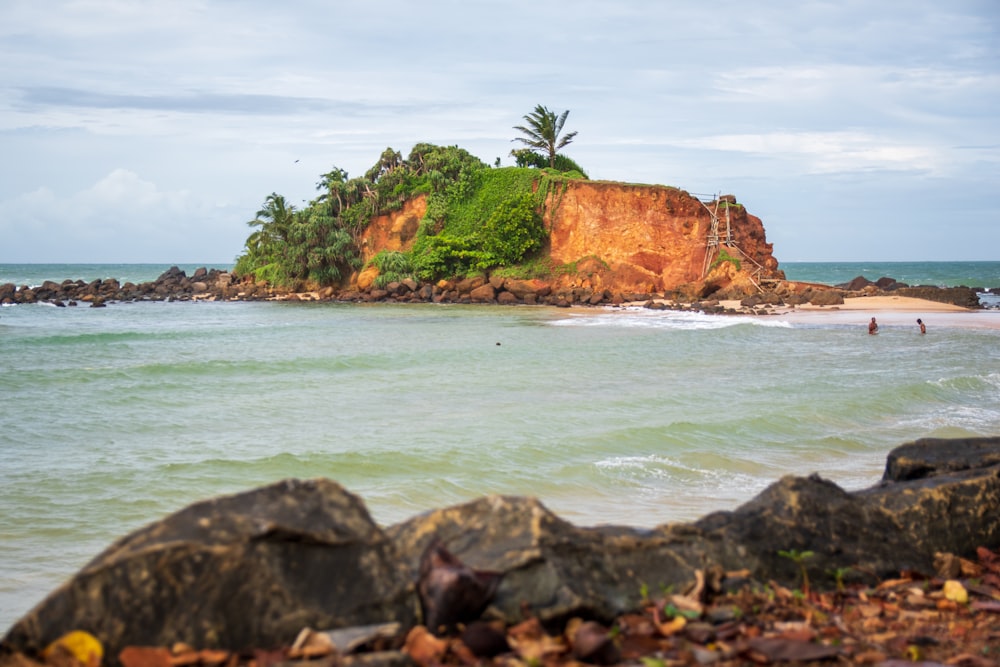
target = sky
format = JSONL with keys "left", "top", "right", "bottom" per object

{"left": 1, "top": 1, "right": 998, "bottom": 265}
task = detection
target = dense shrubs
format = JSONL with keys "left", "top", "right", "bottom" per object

{"left": 235, "top": 144, "right": 582, "bottom": 288}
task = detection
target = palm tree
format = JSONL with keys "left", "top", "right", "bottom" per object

{"left": 316, "top": 167, "right": 349, "bottom": 215}
{"left": 512, "top": 104, "right": 578, "bottom": 168}
{"left": 247, "top": 193, "right": 297, "bottom": 245}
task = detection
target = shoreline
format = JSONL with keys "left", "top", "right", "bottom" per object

{"left": 621, "top": 294, "right": 1000, "bottom": 330}
{"left": 758, "top": 295, "right": 1000, "bottom": 330}
{"left": 3, "top": 267, "right": 999, "bottom": 331}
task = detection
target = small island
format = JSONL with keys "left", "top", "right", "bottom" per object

{"left": 0, "top": 106, "right": 986, "bottom": 312}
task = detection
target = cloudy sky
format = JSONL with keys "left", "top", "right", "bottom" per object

{"left": 1, "top": 1, "right": 997, "bottom": 264}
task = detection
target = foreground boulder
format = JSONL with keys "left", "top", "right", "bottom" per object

{"left": 3, "top": 437, "right": 999, "bottom": 664}
{"left": 1, "top": 480, "right": 418, "bottom": 658}
{"left": 388, "top": 496, "right": 710, "bottom": 628}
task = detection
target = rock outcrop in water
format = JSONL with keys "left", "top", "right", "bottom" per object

{"left": 354, "top": 185, "right": 783, "bottom": 301}
{"left": 3, "top": 437, "right": 998, "bottom": 664}
{"left": 0, "top": 267, "right": 241, "bottom": 307}
{"left": 2, "top": 265, "right": 984, "bottom": 311}
{"left": 833, "top": 275, "right": 985, "bottom": 309}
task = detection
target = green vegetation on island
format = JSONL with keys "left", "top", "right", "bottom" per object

{"left": 234, "top": 107, "right": 585, "bottom": 290}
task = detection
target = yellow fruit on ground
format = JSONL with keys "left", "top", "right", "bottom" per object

{"left": 942, "top": 579, "right": 969, "bottom": 604}
{"left": 42, "top": 630, "right": 104, "bottom": 667}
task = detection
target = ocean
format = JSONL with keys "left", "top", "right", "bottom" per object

{"left": 2, "top": 261, "right": 1000, "bottom": 630}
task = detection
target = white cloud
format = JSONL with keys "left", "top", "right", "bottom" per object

{"left": 0, "top": 169, "right": 244, "bottom": 263}
{"left": 0, "top": 0, "right": 997, "bottom": 261}
{"left": 673, "top": 131, "right": 940, "bottom": 175}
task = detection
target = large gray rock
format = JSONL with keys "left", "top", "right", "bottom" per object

{"left": 697, "top": 436, "right": 1000, "bottom": 588}
{"left": 883, "top": 436, "right": 1000, "bottom": 481}
{"left": 387, "top": 496, "right": 709, "bottom": 627}
{"left": 2, "top": 479, "right": 418, "bottom": 659}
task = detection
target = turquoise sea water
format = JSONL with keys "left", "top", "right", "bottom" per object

{"left": 781, "top": 260, "right": 1000, "bottom": 290}
{"left": 2, "top": 261, "right": 1000, "bottom": 630}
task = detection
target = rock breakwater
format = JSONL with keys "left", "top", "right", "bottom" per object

{"left": 0, "top": 267, "right": 238, "bottom": 307}
{"left": 0, "top": 268, "right": 986, "bottom": 312}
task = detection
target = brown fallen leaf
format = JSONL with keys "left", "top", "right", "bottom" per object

{"left": 852, "top": 649, "right": 888, "bottom": 664}
{"left": 618, "top": 633, "right": 666, "bottom": 660}
{"left": 167, "top": 652, "right": 199, "bottom": 667}
{"left": 772, "top": 624, "right": 816, "bottom": 643}
{"left": 945, "top": 652, "right": 995, "bottom": 667}
{"left": 402, "top": 626, "right": 449, "bottom": 666}
{"left": 250, "top": 648, "right": 286, "bottom": 667}
{"left": 616, "top": 612, "right": 656, "bottom": 637}
{"left": 118, "top": 647, "right": 172, "bottom": 667}
{"left": 195, "top": 650, "right": 229, "bottom": 666}
{"left": 976, "top": 546, "right": 1000, "bottom": 574}
{"left": 506, "top": 631, "right": 566, "bottom": 662}
{"left": 746, "top": 636, "right": 841, "bottom": 662}
{"left": 877, "top": 577, "right": 915, "bottom": 591}
{"left": 0, "top": 652, "right": 47, "bottom": 667}
{"left": 506, "top": 617, "right": 545, "bottom": 642}
{"left": 568, "top": 620, "right": 619, "bottom": 665}
{"left": 506, "top": 618, "right": 566, "bottom": 662}
{"left": 458, "top": 620, "right": 510, "bottom": 658}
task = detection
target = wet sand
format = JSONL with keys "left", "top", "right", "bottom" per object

{"left": 760, "top": 295, "right": 1000, "bottom": 330}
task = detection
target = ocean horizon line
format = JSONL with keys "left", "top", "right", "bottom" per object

{"left": 2, "top": 261, "right": 998, "bottom": 298}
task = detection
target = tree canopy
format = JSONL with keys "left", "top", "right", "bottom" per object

{"left": 511, "top": 104, "right": 578, "bottom": 168}
{"left": 234, "top": 123, "right": 588, "bottom": 289}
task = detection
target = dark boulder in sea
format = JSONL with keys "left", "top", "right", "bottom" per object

{"left": 839, "top": 275, "right": 873, "bottom": 291}
{"left": 2, "top": 268, "right": 240, "bottom": 305}
{"left": 874, "top": 276, "right": 902, "bottom": 289}
{"left": 2, "top": 437, "right": 999, "bottom": 664}
{"left": 895, "top": 285, "right": 982, "bottom": 308}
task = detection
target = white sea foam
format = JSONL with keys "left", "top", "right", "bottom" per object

{"left": 549, "top": 307, "right": 792, "bottom": 330}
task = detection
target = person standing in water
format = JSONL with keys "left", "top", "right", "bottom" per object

{"left": 917, "top": 318, "right": 926, "bottom": 334}
{"left": 868, "top": 317, "right": 879, "bottom": 335}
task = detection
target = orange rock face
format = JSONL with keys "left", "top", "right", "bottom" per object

{"left": 545, "top": 181, "right": 781, "bottom": 294}
{"left": 357, "top": 181, "right": 782, "bottom": 296}
{"left": 359, "top": 196, "right": 427, "bottom": 263}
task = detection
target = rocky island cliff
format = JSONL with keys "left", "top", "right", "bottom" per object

{"left": 356, "top": 181, "right": 782, "bottom": 301}
{"left": 0, "top": 175, "right": 984, "bottom": 310}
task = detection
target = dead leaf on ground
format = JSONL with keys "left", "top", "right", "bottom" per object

{"left": 746, "top": 636, "right": 840, "bottom": 662}
{"left": 971, "top": 600, "right": 1000, "bottom": 612}
{"left": 403, "top": 626, "right": 449, "bottom": 666}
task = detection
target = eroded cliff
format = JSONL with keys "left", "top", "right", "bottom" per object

{"left": 544, "top": 180, "right": 781, "bottom": 295}
{"left": 358, "top": 179, "right": 783, "bottom": 298}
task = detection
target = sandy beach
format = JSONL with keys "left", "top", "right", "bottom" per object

{"left": 757, "top": 295, "right": 1000, "bottom": 330}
